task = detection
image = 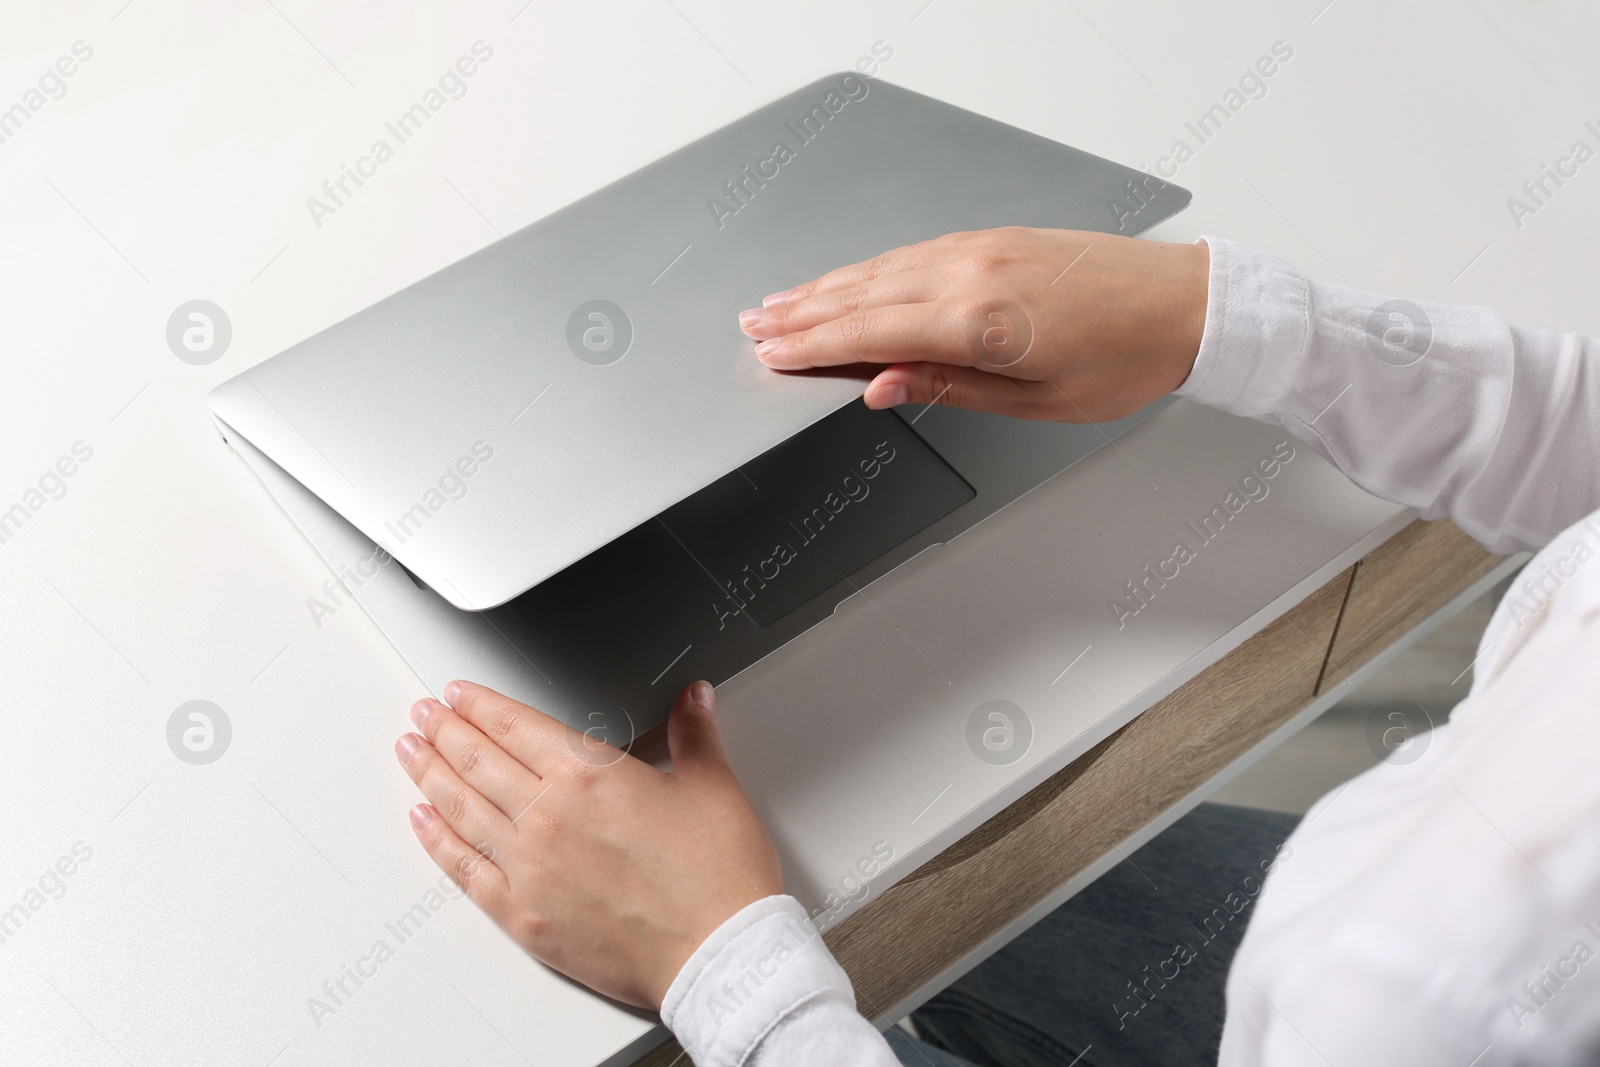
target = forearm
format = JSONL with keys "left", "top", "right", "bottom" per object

{"left": 1180, "top": 237, "right": 1600, "bottom": 553}
{"left": 662, "top": 895, "right": 899, "bottom": 1067}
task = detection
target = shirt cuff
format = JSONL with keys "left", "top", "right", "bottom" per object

{"left": 1175, "top": 235, "right": 1312, "bottom": 417}
{"left": 660, "top": 895, "right": 856, "bottom": 1067}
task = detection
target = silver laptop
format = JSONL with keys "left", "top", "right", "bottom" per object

{"left": 208, "top": 73, "right": 1190, "bottom": 742}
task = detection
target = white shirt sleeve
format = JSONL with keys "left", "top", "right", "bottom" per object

{"left": 660, "top": 894, "right": 899, "bottom": 1067}
{"left": 1177, "top": 236, "right": 1600, "bottom": 553}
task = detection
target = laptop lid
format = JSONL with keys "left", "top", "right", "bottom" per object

{"left": 207, "top": 73, "right": 1190, "bottom": 611}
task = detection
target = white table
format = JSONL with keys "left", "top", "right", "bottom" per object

{"left": 2, "top": 1, "right": 1590, "bottom": 1064}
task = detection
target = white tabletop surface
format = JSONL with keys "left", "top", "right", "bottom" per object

{"left": 4, "top": 1, "right": 1596, "bottom": 1064}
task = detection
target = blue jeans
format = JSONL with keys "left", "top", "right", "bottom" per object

{"left": 888, "top": 803, "right": 1300, "bottom": 1067}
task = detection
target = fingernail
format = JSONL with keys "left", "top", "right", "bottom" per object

{"left": 690, "top": 680, "right": 714, "bottom": 710}
{"left": 755, "top": 337, "right": 784, "bottom": 360}
{"left": 443, "top": 680, "right": 461, "bottom": 705}
{"left": 762, "top": 290, "right": 792, "bottom": 307}
{"left": 871, "top": 382, "right": 909, "bottom": 409}
{"left": 738, "top": 308, "right": 764, "bottom": 331}
{"left": 395, "top": 733, "right": 422, "bottom": 766}
{"left": 410, "top": 700, "right": 431, "bottom": 730}
{"left": 409, "top": 803, "right": 434, "bottom": 831}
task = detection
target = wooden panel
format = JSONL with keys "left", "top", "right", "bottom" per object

{"left": 1318, "top": 519, "right": 1503, "bottom": 692}
{"left": 827, "top": 564, "right": 1353, "bottom": 1020}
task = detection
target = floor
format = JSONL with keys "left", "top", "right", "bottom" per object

{"left": 1209, "top": 574, "right": 1514, "bottom": 815}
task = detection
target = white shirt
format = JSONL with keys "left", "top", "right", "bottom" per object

{"left": 659, "top": 236, "right": 1600, "bottom": 1067}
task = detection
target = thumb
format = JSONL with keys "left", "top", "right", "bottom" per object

{"left": 667, "top": 680, "right": 730, "bottom": 777}
{"left": 864, "top": 362, "right": 1053, "bottom": 420}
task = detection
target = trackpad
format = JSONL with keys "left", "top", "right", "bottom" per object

{"left": 658, "top": 403, "right": 975, "bottom": 626}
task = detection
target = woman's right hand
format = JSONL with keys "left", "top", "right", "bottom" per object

{"left": 738, "top": 226, "right": 1211, "bottom": 424}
